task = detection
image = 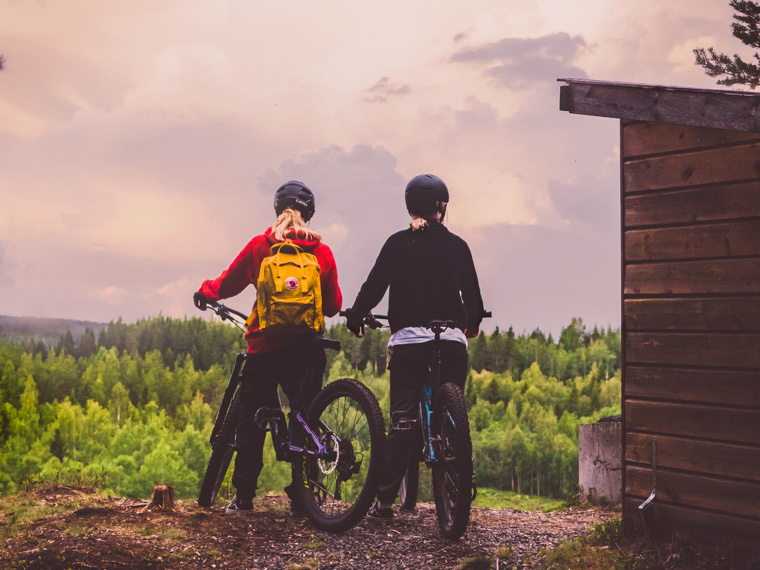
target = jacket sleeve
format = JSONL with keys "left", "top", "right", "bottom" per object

{"left": 351, "top": 238, "right": 392, "bottom": 318}
{"left": 459, "top": 240, "right": 485, "bottom": 333}
{"left": 317, "top": 244, "right": 342, "bottom": 317}
{"left": 198, "top": 239, "right": 259, "bottom": 301}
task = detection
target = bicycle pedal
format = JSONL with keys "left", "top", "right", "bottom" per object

{"left": 254, "top": 407, "right": 286, "bottom": 430}
{"left": 391, "top": 411, "right": 417, "bottom": 431}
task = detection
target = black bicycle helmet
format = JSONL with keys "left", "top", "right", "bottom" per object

{"left": 274, "top": 180, "right": 316, "bottom": 221}
{"left": 404, "top": 174, "right": 449, "bottom": 216}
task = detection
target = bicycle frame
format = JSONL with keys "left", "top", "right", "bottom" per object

{"left": 418, "top": 321, "right": 449, "bottom": 467}
{"left": 203, "top": 300, "right": 338, "bottom": 463}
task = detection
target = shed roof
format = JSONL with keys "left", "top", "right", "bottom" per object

{"left": 559, "top": 78, "right": 760, "bottom": 133}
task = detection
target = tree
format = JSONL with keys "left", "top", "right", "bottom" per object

{"left": 694, "top": 1, "right": 760, "bottom": 88}
{"left": 77, "top": 328, "right": 97, "bottom": 358}
{"left": 56, "top": 331, "right": 76, "bottom": 356}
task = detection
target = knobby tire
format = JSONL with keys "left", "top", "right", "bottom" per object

{"left": 198, "top": 388, "right": 243, "bottom": 507}
{"left": 294, "top": 378, "right": 386, "bottom": 533}
{"left": 431, "top": 382, "right": 473, "bottom": 540}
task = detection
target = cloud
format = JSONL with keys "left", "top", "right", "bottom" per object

{"left": 0, "top": 243, "right": 13, "bottom": 288}
{"left": 548, "top": 173, "right": 619, "bottom": 235}
{"left": 451, "top": 32, "right": 588, "bottom": 88}
{"left": 257, "top": 144, "right": 407, "bottom": 305}
{"left": 88, "top": 286, "right": 129, "bottom": 305}
{"left": 466, "top": 221, "right": 620, "bottom": 337}
{"left": 363, "top": 77, "right": 412, "bottom": 103}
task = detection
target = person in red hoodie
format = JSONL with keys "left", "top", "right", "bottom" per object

{"left": 194, "top": 181, "right": 342, "bottom": 515}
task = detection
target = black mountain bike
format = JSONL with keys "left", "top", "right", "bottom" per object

{"left": 352, "top": 311, "right": 489, "bottom": 540}
{"left": 196, "top": 300, "right": 386, "bottom": 533}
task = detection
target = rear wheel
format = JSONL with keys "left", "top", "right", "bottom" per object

{"left": 294, "top": 378, "right": 386, "bottom": 533}
{"left": 198, "top": 389, "right": 242, "bottom": 507}
{"left": 431, "top": 382, "right": 472, "bottom": 540}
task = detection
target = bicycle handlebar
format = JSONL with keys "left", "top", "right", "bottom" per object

{"left": 194, "top": 293, "right": 249, "bottom": 331}
{"left": 339, "top": 309, "right": 491, "bottom": 330}
{"left": 338, "top": 310, "right": 386, "bottom": 329}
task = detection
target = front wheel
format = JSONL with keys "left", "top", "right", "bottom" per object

{"left": 431, "top": 382, "right": 472, "bottom": 540}
{"left": 198, "top": 388, "right": 242, "bottom": 507}
{"left": 294, "top": 378, "right": 386, "bottom": 533}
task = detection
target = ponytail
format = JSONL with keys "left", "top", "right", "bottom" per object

{"left": 272, "top": 208, "right": 321, "bottom": 241}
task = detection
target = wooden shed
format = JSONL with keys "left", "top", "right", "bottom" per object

{"left": 559, "top": 79, "right": 760, "bottom": 549}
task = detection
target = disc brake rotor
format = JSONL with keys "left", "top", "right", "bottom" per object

{"left": 317, "top": 433, "right": 340, "bottom": 474}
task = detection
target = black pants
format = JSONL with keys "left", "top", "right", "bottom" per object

{"left": 232, "top": 338, "right": 326, "bottom": 501}
{"left": 376, "top": 340, "right": 469, "bottom": 505}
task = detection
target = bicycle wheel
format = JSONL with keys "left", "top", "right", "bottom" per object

{"left": 198, "top": 388, "right": 242, "bottom": 507}
{"left": 294, "top": 378, "right": 386, "bottom": 533}
{"left": 431, "top": 382, "right": 473, "bottom": 540}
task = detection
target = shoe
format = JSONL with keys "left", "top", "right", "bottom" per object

{"left": 225, "top": 495, "right": 254, "bottom": 515}
{"left": 284, "top": 484, "right": 306, "bottom": 517}
{"left": 367, "top": 502, "right": 393, "bottom": 521}
{"left": 289, "top": 501, "right": 307, "bottom": 517}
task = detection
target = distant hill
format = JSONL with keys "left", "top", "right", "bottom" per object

{"left": 0, "top": 315, "right": 107, "bottom": 346}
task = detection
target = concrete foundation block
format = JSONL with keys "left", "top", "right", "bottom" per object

{"left": 579, "top": 420, "right": 622, "bottom": 504}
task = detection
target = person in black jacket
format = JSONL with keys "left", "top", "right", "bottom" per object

{"left": 345, "top": 173, "right": 484, "bottom": 520}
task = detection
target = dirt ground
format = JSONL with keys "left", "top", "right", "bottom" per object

{"left": 0, "top": 485, "right": 617, "bottom": 569}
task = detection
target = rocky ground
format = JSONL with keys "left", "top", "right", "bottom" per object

{"left": 0, "top": 485, "right": 616, "bottom": 569}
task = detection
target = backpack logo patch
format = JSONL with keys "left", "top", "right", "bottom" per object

{"left": 285, "top": 276, "right": 299, "bottom": 291}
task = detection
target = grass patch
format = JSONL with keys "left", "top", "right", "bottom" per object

{"left": 537, "top": 518, "right": 760, "bottom": 570}
{"left": 160, "top": 528, "right": 185, "bottom": 542}
{"left": 473, "top": 487, "right": 566, "bottom": 512}
{"left": 287, "top": 559, "right": 318, "bottom": 570}
{"left": 65, "top": 524, "right": 87, "bottom": 537}
{"left": 0, "top": 484, "right": 95, "bottom": 537}
{"left": 460, "top": 555, "right": 494, "bottom": 569}
{"left": 306, "top": 541, "right": 327, "bottom": 550}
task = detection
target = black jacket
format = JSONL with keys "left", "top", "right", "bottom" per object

{"left": 351, "top": 222, "right": 484, "bottom": 334}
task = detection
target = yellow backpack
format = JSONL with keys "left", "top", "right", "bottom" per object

{"left": 254, "top": 239, "right": 324, "bottom": 335}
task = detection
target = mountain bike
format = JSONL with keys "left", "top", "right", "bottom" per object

{"left": 196, "top": 299, "right": 386, "bottom": 534}
{"left": 348, "top": 311, "right": 490, "bottom": 540}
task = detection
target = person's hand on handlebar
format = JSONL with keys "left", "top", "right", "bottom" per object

{"left": 193, "top": 291, "right": 208, "bottom": 311}
{"left": 343, "top": 308, "right": 365, "bottom": 337}
{"left": 465, "top": 326, "right": 480, "bottom": 339}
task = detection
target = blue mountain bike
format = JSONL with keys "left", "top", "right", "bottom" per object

{"left": 349, "top": 311, "right": 490, "bottom": 540}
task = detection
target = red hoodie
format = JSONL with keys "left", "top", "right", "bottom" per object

{"left": 198, "top": 227, "right": 342, "bottom": 354}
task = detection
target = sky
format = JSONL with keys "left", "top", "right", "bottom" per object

{"left": 0, "top": 0, "right": 746, "bottom": 338}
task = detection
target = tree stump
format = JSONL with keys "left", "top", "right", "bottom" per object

{"left": 146, "top": 483, "right": 175, "bottom": 511}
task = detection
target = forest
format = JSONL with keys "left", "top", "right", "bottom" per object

{"left": 0, "top": 314, "right": 621, "bottom": 503}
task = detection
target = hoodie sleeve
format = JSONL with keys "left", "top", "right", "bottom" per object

{"left": 198, "top": 237, "right": 263, "bottom": 300}
{"left": 315, "top": 242, "right": 342, "bottom": 317}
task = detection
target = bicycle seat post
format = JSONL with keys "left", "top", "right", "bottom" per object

{"left": 429, "top": 322, "right": 445, "bottom": 397}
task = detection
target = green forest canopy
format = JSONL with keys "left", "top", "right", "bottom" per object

{"left": 0, "top": 315, "right": 620, "bottom": 502}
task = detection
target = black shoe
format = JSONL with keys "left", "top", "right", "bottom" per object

{"left": 289, "top": 501, "right": 307, "bottom": 517}
{"left": 284, "top": 484, "right": 306, "bottom": 516}
{"left": 225, "top": 496, "right": 254, "bottom": 515}
{"left": 367, "top": 502, "right": 393, "bottom": 521}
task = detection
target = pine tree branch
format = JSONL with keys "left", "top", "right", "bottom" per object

{"left": 694, "top": 0, "right": 760, "bottom": 89}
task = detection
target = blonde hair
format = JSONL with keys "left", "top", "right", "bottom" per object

{"left": 410, "top": 210, "right": 443, "bottom": 231}
{"left": 272, "top": 208, "right": 321, "bottom": 241}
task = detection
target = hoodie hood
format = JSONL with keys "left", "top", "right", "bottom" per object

{"left": 264, "top": 226, "right": 321, "bottom": 252}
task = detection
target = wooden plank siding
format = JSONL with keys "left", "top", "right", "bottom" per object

{"left": 621, "top": 120, "right": 760, "bottom": 546}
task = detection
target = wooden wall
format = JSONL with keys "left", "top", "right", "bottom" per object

{"left": 621, "top": 120, "right": 760, "bottom": 548}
